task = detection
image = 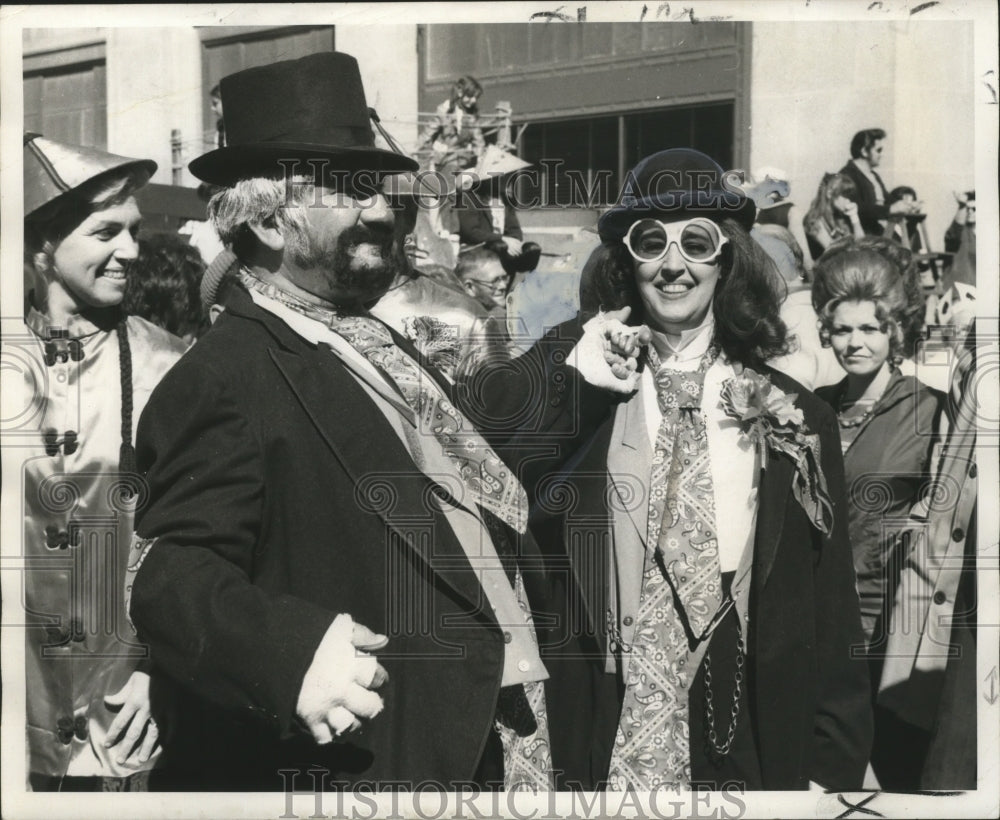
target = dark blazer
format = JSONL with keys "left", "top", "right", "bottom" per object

{"left": 817, "top": 374, "right": 944, "bottom": 648}
{"left": 470, "top": 321, "right": 874, "bottom": 791}
{"left": 453, "top": 189, "right": 523, "bottom": 248}
{"left": 130, "top": 289, "right": 548, "bottom": 790}
{"left": 839, "top": 160, "right": 889, "bottom": 236}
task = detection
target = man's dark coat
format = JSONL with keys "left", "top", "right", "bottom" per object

{"left": 130, "top": 289, "right": 551, "bottom": 790}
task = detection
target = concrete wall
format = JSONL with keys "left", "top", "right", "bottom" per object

{"left": 748, "top": 20, "right": 974, "bottom": 252}
{"left": 105, "top": 28, "right": 203, "bottom": 187}
{"left": 22, "top": 27, "right": 103, "bottom": 52}
{"left": 25, "top": 25, "right": 419, "bottom": 187}
{"left": 335, "top": 25, "right": 420, "bottom": 152}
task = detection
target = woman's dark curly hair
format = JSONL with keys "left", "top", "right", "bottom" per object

{"left": 123, "top": 233, "right": 207, "bottom": 342}
{"left": 449, "top": 75, "right": 483, "bottom": 114}
{"left": 579, "top": 217, "right": 789, "bottom": 366}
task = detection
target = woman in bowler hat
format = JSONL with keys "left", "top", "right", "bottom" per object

{"left": 20, "top": 134, "right": 187, "bottom": 790}
{"left": 468, "top": 149, "right": 873, "bottom": 790}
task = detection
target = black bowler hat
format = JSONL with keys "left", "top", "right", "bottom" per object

{"left": 599, "top": 148, "right": 756, "bottom": 241}
{"left": 189, "top": 51, "right": 418, "bottom": 186}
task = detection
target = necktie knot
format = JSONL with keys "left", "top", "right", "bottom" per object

{"left": 650, "top": 344, "right": 719, "bottom": 415}
{"left": 654, "top": 366, "right": 707, "bottom": 415}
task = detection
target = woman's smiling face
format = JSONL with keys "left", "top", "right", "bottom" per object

{"left": 48, "top": 196, "right": 142, "bottom": 313}
{"left": 632, "top": 217, "right": 722, "bottom": 334}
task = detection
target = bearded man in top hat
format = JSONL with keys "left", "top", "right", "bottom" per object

{"left": 125, "top": 52, "right": 560, "bottom": 791}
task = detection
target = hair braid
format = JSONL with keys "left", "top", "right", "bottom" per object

{"left": 116, "top": 317, "right": 137, "bottom": 475}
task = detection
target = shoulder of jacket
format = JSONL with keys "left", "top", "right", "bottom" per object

{"left": 765, "top": 365, "right": 837, "bottom": 427}
{"left": 158, "top": 310, "right": 282, "bottom": 390}
{"left": 126, "top": 315, "right": 189, "bottom": 356}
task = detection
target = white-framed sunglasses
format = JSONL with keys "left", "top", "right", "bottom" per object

{"left": 624, "top": 217, "right": 728, "bottom": 264}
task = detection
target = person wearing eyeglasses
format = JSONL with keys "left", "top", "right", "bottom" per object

{"left": 457, "top": 246, "right": 510, "bottom": 313}
{"left": 468, "top": 149, "right": 872, "bottom": 791}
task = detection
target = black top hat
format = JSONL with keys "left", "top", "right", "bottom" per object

{"left": 599, "top": 148, "right": 756, "bottom": 241}
{"left": 189, "top": 52, "right": 418, "bottom": 186}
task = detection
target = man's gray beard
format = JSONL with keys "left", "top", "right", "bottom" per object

{"left": 288, "top": 223, "right": 401, "bottom": 302}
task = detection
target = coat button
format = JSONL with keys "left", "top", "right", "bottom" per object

{"left": 623, "top": 616, "right": 634, "bottom": 627}
{"left": 44, "top": 527, "right": 70, "bottom": 549}
{"left": 42, "top": 429, "right": 60, "bottom": 456}
{"left": 933, "top": 591, "right": 947, "bottom": 605}
{"left": 952, "top": 528, "right": 964, "bottom": 542}
{"left": 503, "top": 631, "right": 513, "bottom": 644}
{"left": 44, "top": 625, "right": 68, "bottom": 644}
{"left": 517, "top": 659, "right": 530, "bottom": 673}
{"left": 56, "top": 717, "right": 74, "bottom": 745}
{"left": 73, "top": 715, "right": 89, "bottom": 741}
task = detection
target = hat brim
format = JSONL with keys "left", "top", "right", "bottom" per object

{"left": 758, "top": 199, "right": 794, "bottom": 211}
{"left": 598, "top": 192, "right": 757, "bottom": 240}
{"left": 26, "top": 158, "right": 157, "bottom": 221}
{"left": 190, "top": 143, "right": 418, "bottom": 186}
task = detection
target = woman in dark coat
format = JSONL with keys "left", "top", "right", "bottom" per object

{"left": 466, "top": 149, "right": 873, "bottom": 791}
{"left": 813, "top": 237, "right": 945, "bottom": 789}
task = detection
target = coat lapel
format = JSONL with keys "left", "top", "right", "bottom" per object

{"left": 607, "top": 389, "right": 651, "bottom": 547}
{"left": 268, "top": 338, "right": 486, "bottom": 610}
{"left": 606, "top": 395, "right": 651, "bottom": 655}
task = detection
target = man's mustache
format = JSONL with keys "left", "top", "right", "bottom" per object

{"left": 338, "top": 224, "right": 396, "bottom": 253}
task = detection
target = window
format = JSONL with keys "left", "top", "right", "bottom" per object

{"left": 24, "top": 60, "right": 107, "bottom": 149}
{"left": 423, "top": 23, "right": 737, "bottom": 81}
{"left": 517, "top": 103, "right": 734, "bottom": 207}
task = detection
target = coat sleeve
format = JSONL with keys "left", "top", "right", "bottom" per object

{"left": 943, "top": 219, "right": 963, "bottom": 254}
{"left": 504, "top": 205, "right": 523, "bottom": 241}
{"left": 809, "top": 406, "right": 875, "bottom": 789}
{"left": 129, "top": 357, "right": 334, "bottom": 737}
{"left": 456, "top": 203, "right": 503, "bottom": 246}
{"left": 855, "top": 194, "right": 889, "bottom": 229}
{"left": 456, "top": 316, "right": 621, "bottom": 500}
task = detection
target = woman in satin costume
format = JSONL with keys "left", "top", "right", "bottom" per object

{"left": 19, "top": 134, "right": 187, "bottom": 790}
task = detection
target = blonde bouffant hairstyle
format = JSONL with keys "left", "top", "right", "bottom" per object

{"left": 812, "top": 236, "right": 926, "bottom": 360}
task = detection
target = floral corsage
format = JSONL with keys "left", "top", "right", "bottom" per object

{"left": 720, "top": 367, "right": 834, "bottom": 535}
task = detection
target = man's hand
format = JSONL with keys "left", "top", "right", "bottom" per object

{"left": 602, "top": 307, "right": 652, "bottom": 381}
{"left": 296, "top": 614, "right": 389, "bottom": 744}
{"left": 501, "top": 236, "right": 524, "bottom": 256}
{"left": 104, "top": 670, "right": 159, "bottom": 766}
{"left": 889, "top": 199, "right": 923, "bottom": 217}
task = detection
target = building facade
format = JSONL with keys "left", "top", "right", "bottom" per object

{"left": 21, "top": 19, "right": 974, "bottom": 244}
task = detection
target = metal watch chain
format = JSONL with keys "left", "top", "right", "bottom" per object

{"left": 703, "top": 617, "right": 745, "bottom": 757}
